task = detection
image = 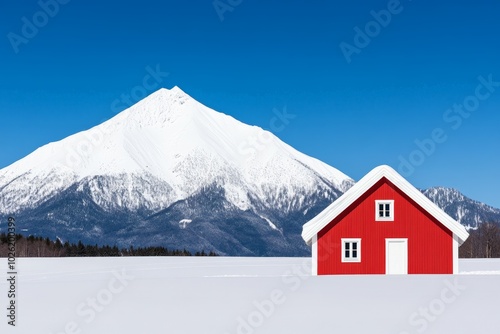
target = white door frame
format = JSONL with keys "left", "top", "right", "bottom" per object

{"left": 385, "top": 238, "right": 408, "bottom": 275}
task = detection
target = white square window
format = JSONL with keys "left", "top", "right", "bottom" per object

{"left": 341, "top": 238, "right": 361, "bottom": 263}
{"left": 376, "top": 200, "right": 394, "bottom": 221}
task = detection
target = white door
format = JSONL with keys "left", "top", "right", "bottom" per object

{"left": 385, "top": 239, "right": 408, "bottom": 274}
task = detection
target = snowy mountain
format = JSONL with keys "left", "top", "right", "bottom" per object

{"left": 1, "top": 87, "right": 498, "bottom": 255}
{"left": 421, "top": 187, "right": 500, "bottom": 229}
{"left": 0, "top": 87, "right": 353, "bottom": 256}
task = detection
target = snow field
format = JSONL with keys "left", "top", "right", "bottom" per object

{"left": 1, "top": 257, "right": 500, "bottom": 334}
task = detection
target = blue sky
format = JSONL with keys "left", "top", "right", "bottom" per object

{"left": 1, "top": 0, "right": 499, "bottom": 208}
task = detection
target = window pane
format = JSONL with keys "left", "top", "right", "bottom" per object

{"left": 345, "top": 243, "right": 350, "bottom": 251}
{"left": 345, "top": 250, "right": 350, "bottom": 258}
{"left": 379, "top": 210, "right": 384, "bottom": 217}
{"left": 379, "top": 204, "right": 384, "bottom": 211}
{"left": 385, "top": 203, "right": 390, "bottom": 211}
{"left": 352, "top": 243, "right": 357, "bottom": 250}
{"left": 352, "top": 250, "right": 357, "bottom": 258}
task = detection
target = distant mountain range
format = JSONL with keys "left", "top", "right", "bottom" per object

{"left": 421, "top": 187, "right": 500, "bottom": 229}
{"left": 0, "top": 87, "right": 498, "bottom": 255}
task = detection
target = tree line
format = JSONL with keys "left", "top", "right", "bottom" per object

{"left": 2, "top": 223, "right": 499, "bottom": 258}
{"left": 0, "top": 233, "right": 217, "bottom": 257}
{"left": 459, "top": 222, "right": 500, "bottom": 258}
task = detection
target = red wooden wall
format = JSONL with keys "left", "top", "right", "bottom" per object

{"left": 317, "top": 178, "right": 453, "bottom": 274}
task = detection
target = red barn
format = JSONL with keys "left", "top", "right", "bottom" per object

{"left": 302, "top": 165, "right": 469, "bottom": 275}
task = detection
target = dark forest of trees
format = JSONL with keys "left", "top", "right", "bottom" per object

{"left": 0, "top": 233, "right": 217, "bottom": 257}
{"left": 459, "top": 222, "right": 500, "bottom": 258}
{"left": 1, "top": 223, "right": 499, "bottom": 258}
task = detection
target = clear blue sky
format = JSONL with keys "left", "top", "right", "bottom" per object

{"left": 1, "top": 0, "right": 499, "bottom": 207}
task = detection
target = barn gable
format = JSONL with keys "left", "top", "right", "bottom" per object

{"left": 302, "top": 165, "right": 469, "bottom": 275}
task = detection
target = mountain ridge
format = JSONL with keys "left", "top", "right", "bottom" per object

{"left": 421, "top": 186, "right": 500, "bottom": 229}
{"left": 0, "top": 87, "right": 352, "bottom": 215}
{"left": 0, "top": 87, "right": 352, "bottom": 255}
{"left": 0, "top": 87, "right": 498, "bottom": 255}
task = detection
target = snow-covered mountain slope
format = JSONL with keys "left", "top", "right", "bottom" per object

{"left": 1, "top": 87, "right": 498, "bottom": 255}
{"left": 0, "top": 87, "right": 352, "bottom": 214}
{"left": 421, "top": 187, "right": 500, "bottom": 229}
{"left": 0, "top": 87, "right": 353, "bottom": 255}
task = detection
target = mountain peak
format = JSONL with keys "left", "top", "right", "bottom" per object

{"left": 110, "top": 86, "right": 195, "bottom": 131}
{"left": 0, "top": 86, "right": 352, "bottom": 215}
{"left": 1, "top": 88, "right": 499, "bottom": 255}
{"left": 169, "top": 85, "right": 184, "bottom": 93}
{"left": 146, "top": 86, "right": 187, "bottom": 99}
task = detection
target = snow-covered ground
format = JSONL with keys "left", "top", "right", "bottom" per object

{"left": 1, "top": 257, "right": 499, "bottom": 333}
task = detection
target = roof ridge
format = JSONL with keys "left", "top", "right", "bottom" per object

{"left": 301, "top": 165, "right": 469, "bottom": 245}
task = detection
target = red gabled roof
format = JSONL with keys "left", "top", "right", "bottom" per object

{"left": 302, "top": 165, "right": 469, "bottom": 245}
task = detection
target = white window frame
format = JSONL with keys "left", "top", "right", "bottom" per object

{"left": 341, "top": 238, "right": 361, "bottom": 263}
{"left": 375, "top": 200, "right": 394, "bottom": 221}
